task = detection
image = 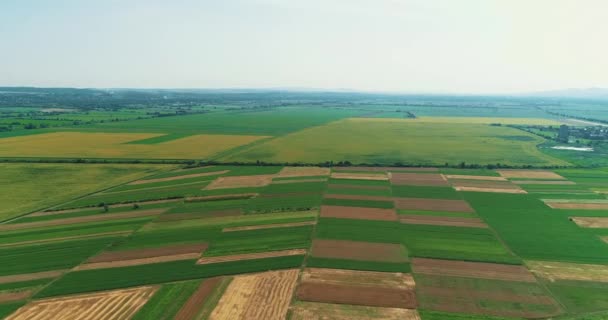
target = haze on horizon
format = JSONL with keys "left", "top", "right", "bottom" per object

{"left": 1, "top": 0, "right": 607, "bottom": 94}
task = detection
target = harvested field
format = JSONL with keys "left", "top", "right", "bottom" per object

{"left": 546, "top": 202, "right": 608, "bottom": 210}
{"left": 75, "top": 253, "right": 202, "bottom": 271}
{"left": 445, "top": 175, "right": 506, "bottom": 181}
{"left": 389, "top": 173, "right": 448, "bottom": 186}
{"left": 87, "top": 243, "right": 208, "bottom": 263}
{"left": 0, "top": 290, "right": 33, "bottom": 303}
{"left": 301, "top": 268, "right": 415, "bottom": 289}
{"left": 412, "top": 258, "right": 536, "bottom": 282}
{"left": 330, "top": 172, "right": 388, "bottom": 181}
{"left": 497, "top": 170, "right": 565, "bottom": 180}
{"left": 394, "top": 198, "right": 474, "bottom": 213}
{"left": 209, "top": 269, "right": 298, "bottom": 320}
{"left": 277, "top": 166, "right": 330, "bottom": 177}
{"left": 174, "top": 277, "right": 223, "bottom": 320}
{"left": 571, "top": 217, "right": 608, "bottom": 228}
{"left": 323, "top": 194, "right": 393, "bottom": 202}
{"left": 450, "top": 179, "right": 522, "bottom": 190}
{"left": 320, "top": 205, "right": 398, "bottom": 221}
{"left": 311, "top": 239, "right": 407, "bottom": 262}
{"left": 333, "top": 167, "right": 438, "bottom": 172}
{"left": 399, "top": 215, "right": 488, "bottom": 228}
{"left": 512, "top": 180, "right": 576, "bottom": 185}
{"left": 272, "top": 178, "right": 327, "bottom": 184}
{"left": 289, "top": 302, "right": 421, "bottom": 320}
{"left": 327, "top": 184, "right": 390, "bottom": 191}
{"left": 453, "top": 186, "right": 528, "bottom": 194}
{"left": 128, "top": 170, "right": 229, "bottom": 185}
{"left": 5, "top": 286, "right": 157, "bottom": 320}
{"left": 205, "top": 175, "right": 273, "bottom": 190}
{"left": 527, "top": 260, "right": 608, "bottom": 282}
{"left": 185, "top": 193, "right": 257, "bottom": 202}
{"left": 0, "top": 270, "right": 66, "bottom": 285}
{"left": 156, "top": 209, "right": 241, "bottom": 222}
{"left": 197, "top": 249, "right": 307, "bottom": 265}
{"left": 0, "top": 208, "right": 167, "bottom": 231}
{"left": 223, "top": 221, "right": 316, "bottom": 232}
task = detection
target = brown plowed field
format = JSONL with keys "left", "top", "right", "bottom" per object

{"left": 205, "top": 175, "right": 273, "bottom": 189}
{"left": 572, "top": 217, "right": 608, "bottom": 228}
{"left": 400, "top": 215, "right": 487, "bottom": 228}
{"left": 512, "top": 180, "right": 576, "bottom": 185}
{"left": 497, "top": 170, "right": 565, "bottom": 179}
{"left": 6, "top": 286, "right": 158, "bottom": 320}
{"left": 0, "top": 208, "right": 167, "bottom": 231}
{"left": 157, "top": 209, "right": 242, "bottom": 222}
{"left": 289, "top": 302, "right": 421, "bottom": 320}
{"left": 129, "top": 170, "right": 229, "bottom": 185}
{"left": 0, "top": 270, "right": 66, "bottom": 285}
{"left": 209, "top": 269, "right": 298, "bottom": 320}
{"left": 394, "top": 198, "right": 474, "bottom": 213}
{"left": 311, "top": 239, "right": 407, "bottom": 262}
{"left": 389, "top": 173, "right": 448, "bottom": 186}
{"left": 412, "top": 258, "right": 537, "bottom": 282}
{"left": 547, "top": 203, "right": 608, "bottom": 210}
{"left": 186, "top": 193, "right": 257, "bottom": 202}
{"left": 323, "top": 194, "right": 393, "bottom": 202}
{"left": 320, "top": 205, "right": 398, "bottom": 221}
{"left": 76, "top": 253, "right": 202, "bottom": 271}
{"left": 527, "top": 260, "right": 608, "bottom": 282}
{"left": 327, "top": 184, "right": 390, "bottom": 191}
{"left": 297, "top": 282, "right": 417, "bottom": 309}
{"left": 445, "top": 175, "right": 506, "bottom": 181}
{"left": 223, "top": 221, "right": 316, "bottom": 232}
{"left": 0, "top": 290, "right": 33, "bottom": 303}
{"left": 333, "top": 167, "right": 437, "bottom": 172}
{"left": 272, "top": 178, "right": 327, "bottom": 184}
{"left": 278, "top": 167, "right": 330, "bottom": 177}
{"left": 301, "top": 268, "right": 415, "bottom": 290}
{"left": 330, "top": 173, "right": 388, "bottom": 181}
{"left": 174, "top": 277, "right": 223, "bottom": 320}
{"left": 453, "top": 186, "right": 528, "bottom": 194}
{"left": 88, "top": 243, "right": 208, "bottom": 263}
{"left": 197, "top": 249, "right": 307, "bottom": 265}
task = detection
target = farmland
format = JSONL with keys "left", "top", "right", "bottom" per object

{"left": 2, "top": 94, "right": 608, "bottom": 320}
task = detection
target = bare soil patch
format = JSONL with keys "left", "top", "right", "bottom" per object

{"left": 205, "top": 175, "right": 273, "bottom": 190}
{"left": 297, "top": 283, "right": 417, "bottom": 309}
{"left": 88, "top": 243, "right": 208, "bottom": 263}
{"left": 389, "top": 173, "right": 448, "bottom": 186}
{"left": 445, "top": 175, "right": 507, "bottom": 181}
{"left": 453, "top": 186, "right": 528, "bottom": 194}
{"left": 571, "top": 217, "right": 608, "bottom": 228}
{"left": 209, "top": 269, "right": 298, "bottom": 320}
{"left": 301, "top": 268, "right": 415, "bottom": 290}
{"left": 330, "top": 172, "right": 388, "bottom": 181}
{"left": 278, "top": 167, "right": 330, "bottom": 177}
{"left": 547, "top": 202, "right": 608, "bottom": 210}
{"left": 512, "top": 180, "right": 576, "bottom": 185}
{"left": 527, "top": 260, "right": 608, "bottom": 282}
{"left": 323, "top": 194, "right": 393, "bottom": 202}
{"left": 197, "top": 249, "right": 307, "bottom": 265}
{"left": 327, "top": 184, "right": 390, "bottom": 191}
{"left": 497, "top": 170, "right": 565, "bottom": 180}
{"left": 413, "top": 258, "right": 536, "bottom": 282}
{"left": 185, "top": 193, "right": 257, "bottom": 202}
{"left": 0, "top": 208, "right": 167, "bottom": 231}
{"left": 289, "top": 302, "right": 421, "bottom": 320}
{"left": 6, "top": 286, "right": 157, "bottom": 320}
{"left": 0, "top": 270, "right": 66, "bottom": 285}
{"left": 273, "top": 178, "right": 327, "bottom": 184}
{"left": 223, "top": 221, "right": 316, "bottom": 232}
{"left": 333, "top": 167, "right": 437, "bottom": 172}
{"left": 129, "top": 170, "right": 229, "bottom": 185}
{"left": 311, "top": 239, "right": 407, "bottom": 262}
{"left": 394, "top": 198, "right": 474, "bottom": 213}
{"left": 320, "top": 205, "right": 398, "bottom": 221}
{"left": 400, "top": 215, "right": 488, "bottom": 228}
{"left": 156, "top": 209, "right": 242, "bottom": 222}
{"left": 450, "top": 179, "right": 522, "bottom": 190}
{"left": 0, "top": 290, "right": 33, "bottom": 303}
{"left": 174, "top": 277, "right": 223, "bottom": 320}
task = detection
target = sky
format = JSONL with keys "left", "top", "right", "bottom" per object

{"left": 0, "top": 0, "right": 607, "bottom": 94}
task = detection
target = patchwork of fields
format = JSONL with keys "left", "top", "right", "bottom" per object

{"left": 1, "top": 164, "right": 608, "bottom": 319}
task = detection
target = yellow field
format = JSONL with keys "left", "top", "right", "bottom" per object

{"left": 385, "top": 117, "right": 564, "bottom": 125}
{"left": 0, "top": 132, "right": 269, "bottom": 159}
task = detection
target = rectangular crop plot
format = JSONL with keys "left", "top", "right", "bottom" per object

{"left": 390, "top": 173, "right": 448, "bottom": 186}
{"left": 277, "top": 166, "right": 330, "bottom": 177}
{"left": 6, "top": 286, "right": 157, "bottom": 320}
{"left": 546, "top": 202, "right": 608, "bottom": 210}
{"left": 399, "top": 215, "right": 487, "bottom": 228}
{"left": 394, "top": 198, "right": 474, "bottom": 213}
{"left": 297, "top": 268, "right": 417, "bottom": 309}
{"left": 205, "top": 175, "right": 273, "bottom": 190}
{"left": 527, "top": 260, "right": 608, "bottom": 282}
{"left": 209, "top": 269, "right": 298, "bottom": 320}
{"left": 197, "top": 249, "right": 307, "bottom": 265}
{"left": 330, "top": 172, "right": 388, "bottom": 181}
{"left": 571, "top": 217, "right": 608, "bottom": 228}
{"left": 333, "top": 166, "right": 438, "bottom": 172}
{"left": 412, "top": 258, "right": 536, "bottom": 282}
{"left": 444, "top": 175, "right": 506, "bottom": 181}
{"left": 129, "top": 170, "right": 229, "bottom": 185}
{"left": 311, "top": 239, "right": 407, "bottom": 263}
{"left": 497, "top": 170, "right": 566, "bottom": 180}
{"left": 450, "top": 179, "right": 525, "bottom": 194}
{"left": 320, "top": 205, "right": 398, "bottom": 221}
{"left": 289, "top": 301, "right": 421, "bottom": 320}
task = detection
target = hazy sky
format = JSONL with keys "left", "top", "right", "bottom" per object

{"left": 1, "top": 0, "right": 606, "bottom": 93}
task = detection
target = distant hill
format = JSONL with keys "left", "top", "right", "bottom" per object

{"left": 525, "top": 88, "right": 608, "bottom": 100}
